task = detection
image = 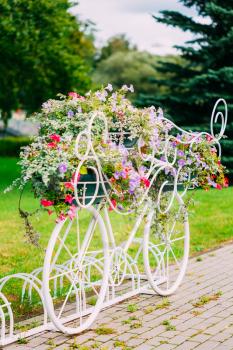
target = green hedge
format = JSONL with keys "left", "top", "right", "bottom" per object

{"left": 0, "top": 137, "right": 31, "bottom": 157}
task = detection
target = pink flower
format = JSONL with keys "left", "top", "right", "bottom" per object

{"left": 68, "top": 92, "right": 78, "bottom": 98}
{"left": 50, "top": 134, "right": 61, "bottom": 142}
{"left": 56, "top": 213, "right": 67, "bottom": 223}
{"left": 41, "top": 199, "right": 54, "bottom": 207}
{"left": 224, "top": 177, "right": 229, "bottom": 187}
{"left": 67, "top": 205, "right": 76, "bottom": 220}
{"left": 47, "top": 142, "right": 57, "bottom": 149}
{"left": 141, "top": 177, "right": 150, "bottom": 188}
{"left": 65, "top": 194, "right": 73, "bottom": 204}
{"left": 109, "top": 199, "right": 117, "bottom": 211}
{"left": 216, "top": 184, "right": 222, "bottom": 190}
{"left": 206, "top": 134, "right": 213, "bottom": 142}
{"left": 64, "top": 182, "right": 74, "bottom": 191}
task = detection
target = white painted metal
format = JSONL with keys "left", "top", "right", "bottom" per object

{"left": 143, "top": 194, "right": 190, "bottom": 296}
{"left": 0, "top": 100, "right": 228, "bottom": 345}
{"left": 42, "top": 206, "right": 110, "bottom": 334}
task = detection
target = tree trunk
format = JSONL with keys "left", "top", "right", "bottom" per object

{"left": 1, "top": 110, "right": 12, "bottom": 132}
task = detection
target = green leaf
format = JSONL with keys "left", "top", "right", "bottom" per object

{"left": 80, "top": 166, "right": 88, "bottom": 175}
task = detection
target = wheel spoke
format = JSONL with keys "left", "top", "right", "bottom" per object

{"left": 78, "top": 217, "right": 98, "bottom": 266}
{"left": 166, "top": 248, "right": 169, "bottom": 289}
{"left": 170, "top": 236, "right": 185, "bottom": 244}
{"left": 170, "top": 246, "right": 181, "bottom": 268}
{"left": 51, "top": 220, "right": 73, "bottom": 269}
{"left": 152, "top": 247, "right": 166, "bottom": 279}
{"left": 57, "top": 235, "right": 74, "bottom": 260}
{"left": 58, "top": 275, "right": 78, "bottom": 319}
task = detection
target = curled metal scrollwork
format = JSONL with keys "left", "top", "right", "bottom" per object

{"left": 73, "top": 100, "right": 227, "bottom": 214}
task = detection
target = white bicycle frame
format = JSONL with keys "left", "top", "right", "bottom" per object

{"left": 0, "top": 99, "right": 228, "bottom": 345}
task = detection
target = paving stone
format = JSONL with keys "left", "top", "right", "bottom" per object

{"left": 194, "top": 340, "right": 220, "bottom": 349}
{"left": 23, "top": 336, "right": 47, "bottom": 347}
{"left": 127, "top": 337, "right": 145, "bottom": 346}
{"left": 190, "top": 333, "right": 212, "bottom": 343}
{"left": 112, "top": 332, "right": 133, "bottom": 342}
{"left": 4, "top": 244, "right": 233, "bottom": 350}
{"left": 160, "top": 330, "right": 180, "bottom": 339}
{"left": 214, "top": 347, "right": 232, "bottom": 350}
{"left": 220, "top": 337, "right": 233, "bottom": 347}
{"left": 175, "top": 340, "right": 200, "bottom": 350}
{"left": 156, "top": 344, "right": 177, "bottom": 350}
{"left": 134, "top": 343, "right": 154, "bottom": 350}
{"left": 137, "top": 326, "right": 165, "bottom": 339}
{"left": 210, "top": 331, "right": 231, "bottom": 342}
{"left": 168, "top": 335, "right": 188, "bottom": 345}
{"left": 3, "top": 346, "right": 33, "bottom": 350}
{"left": 52, "top": 344, "right": 69, "bottom": 350}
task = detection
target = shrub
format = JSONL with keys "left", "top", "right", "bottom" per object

{"left": 0, "top": 137, "right": 31, "bottom": 157}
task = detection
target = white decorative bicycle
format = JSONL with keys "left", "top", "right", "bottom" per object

{"left": 0, "top": 99, "right": 228, "bottom": 345}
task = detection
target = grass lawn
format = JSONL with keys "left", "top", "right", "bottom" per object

{"left": 0, "top": 157, "right": 232, "bottom": 317}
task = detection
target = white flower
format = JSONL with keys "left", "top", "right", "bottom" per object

{"left": 105, "top": 83, "right": 113, "bottom": 91}
{"left": 129, "top": 84, "right": 134, "bottom": 93}
{"left": 122, "top": 84, "right": 134, "bottom": 93}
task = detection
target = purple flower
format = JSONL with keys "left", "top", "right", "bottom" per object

{"left": 119, "top": 170, "right": 127, "bottom": 179}
{"left": 149, "top": 109, "right": 156, "bottom": 122}
{"left": 178, "top": 159, "right": 186, "bottom": 167}
{"left": 160, "top": 156, "right": 166, "bottom": 162}
{"left": 67, "top": 110, "right": 74, "bottom": 118}
{"left": 95, "top": 90, "right": 107, "bottom": 101}
{"left": 177, "top": 150, "right": 184, "bottom": 157}
{"left": 111, "top": 103, "right": 117, "bottom": 112}
{"left": 165, "top": 167, "right": 176, "bottom": 177}
{"left": 129, "top": 175, "right": 140, "bottom": 193}
{"left": 58, "top": 163, "right": 67, "bottom": 173}
{"left": 114, "top": 171, "right": 120, "bottom": 179}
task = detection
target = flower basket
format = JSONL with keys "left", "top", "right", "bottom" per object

{"left": 109, "top": 130, "right": 138, "bottom": 149}
{"left": 8, "top": 86, "right": 227, "bottom": 224}
{"left": 75, "top": 171, "right": 110, "bottom": 206}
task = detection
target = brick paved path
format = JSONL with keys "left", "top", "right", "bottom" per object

{"left": 5, "top": 243, "right": 233, "bottom": 350}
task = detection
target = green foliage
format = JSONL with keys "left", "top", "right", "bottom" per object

{"left": 93, "top": 51, "right": 157, "bottom": 102}
{"left": 192, "top": 291, "right": 222, "bottom": 307}
{"left": 141, "top": 0, "right": 233, "bottom": 178}
{"left": 127, "top": 303, "right": 138, "bottom": 313}
{"left": 95, "top": 325, "right": 116, "bottom": 335}
{"left": 0, "top": 0, "right": 95, "bottom": 128}
{"left": 93, "top": 49, "right": 182, "bottom": 105}
{"left": 161, "top": 320, "right": 176, "bottom": 331}
{"left": 0, "top": 136, "right": 31, "bottom": 156}
{"left": 17, "top": 337, "right": 28, "bottom": 344}
{"left": 96, "top": 34, "right": 136, "bottom": 63}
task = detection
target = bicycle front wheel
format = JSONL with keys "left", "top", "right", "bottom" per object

{"left": 43, "top": 206, "right": 109, "bottom": 334}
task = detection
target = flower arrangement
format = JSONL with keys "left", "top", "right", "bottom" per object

{"left": 7, "top": 85, "right": 228, "bottom": 237}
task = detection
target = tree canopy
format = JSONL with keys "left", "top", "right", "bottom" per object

{"left": 0, "top": 0, "right": 95, "bottom": 127}
{"left": 140, "top": 0, "right": 233, "bottom": 177}
{"left": 95, "top": 34, "right": 136, "bottom": 63}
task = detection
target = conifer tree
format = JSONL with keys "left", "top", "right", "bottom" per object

{"left": 138, "top": 0, "right": 233, "bottom": 177}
